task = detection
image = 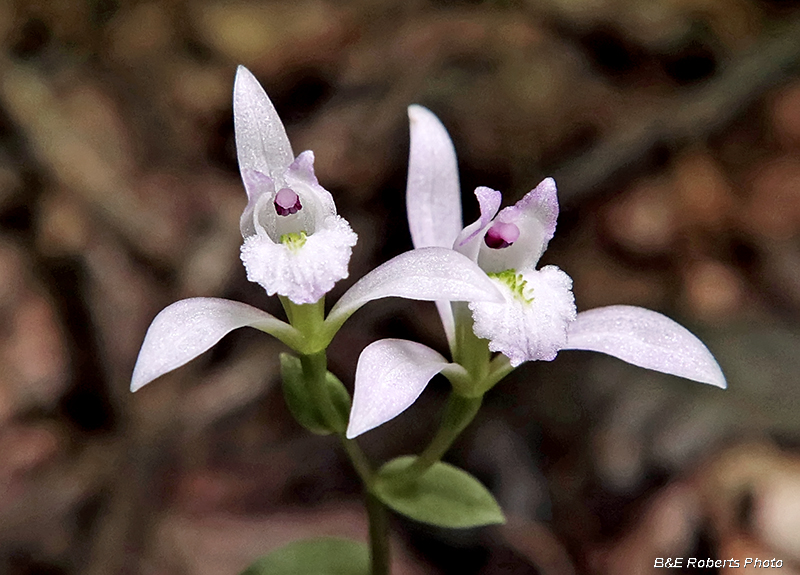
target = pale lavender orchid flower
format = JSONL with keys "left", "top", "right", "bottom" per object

{"left": 233, "top": 66, "right": 356, "bottom": 305}
{"left": 131, "top": 70, "right": 502, "bottom": 393}
{"left": 346, "top": 105, "right": 725, "bottom": 439}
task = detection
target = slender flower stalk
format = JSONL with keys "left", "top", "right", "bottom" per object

{"left": 403, "top": 393, "right": 482, "bottom": 478}
{"left": 366, "top": 493, "right": 390, "bottom": 575}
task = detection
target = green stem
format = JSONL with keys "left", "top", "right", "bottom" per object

{"left": 366, "top": 492, "right": 390, "bottom": 575}
{"left": 404, "top": 393, "right": 482, "bottom": 478}
{"left": 281, "top": 297, "right": 328, "bottom": 353}
{"left": 482, "top": 354, "right": 514, "bottom": 394}
{"left": 341, "top": 437, "right": 373, "bottom": 485}
{"left": 301, "top": 351, "right": 389, "bottom": 574}
{"left": 340, "top": 437, "right": 389, "bottom": 575}
{"left": 281, "top": 296, "right": 391, "bottom": 573}
{"left": 452, "top": 302, "right": 490, "bottom": 383}
{"left": 279, "top": 295, "right": 296, "bottom": 325}
{"left": 299, "top": 351, "right": 345, "bottom": 432}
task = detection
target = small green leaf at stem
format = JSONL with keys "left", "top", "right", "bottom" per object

{"left": 240, "top": 537, "right": 370, "bottom": 575}
{"left": 374, "top": 456, "right": 505, "bottom": 528}
{"left": 280, "top": 353, "right": 350, "bottom": 435}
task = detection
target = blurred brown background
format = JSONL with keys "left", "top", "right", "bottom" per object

{"left": 1, "top": 0, "right": 800, "bottom": 573}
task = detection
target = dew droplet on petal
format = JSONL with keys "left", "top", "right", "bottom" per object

{"left": 484, "top": 221, "right": 520, "bottom": 249}
{"left": 274, "top": 188, "right": 302, "bottom": 216}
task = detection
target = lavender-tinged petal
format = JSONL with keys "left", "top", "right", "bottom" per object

{"left": 286, "top": 150, "right": 319, "bottom": 184}
{"left": 283, "top": 150, "right": 337, "bottom": 220}
{"left": 326, "top": 247, "right": 504, "bottom": 332}
{"left": 478, "top": 178, "right": 559, "bottom": 273}
{"left": 407, "top": 105, "right": 463, "bottom": 249}
{"left": 233, "top": 66, "right": 294, "bottom": 189}
{"left": 131, "top": 298, "right": 297, "bottom": 392}
{"left": 347, "top": 339, "right": 451, "bottom": 438}
{"left": 455, "top": 186, "right": 503, "bottom": 261}
{"left": 563, "top": 305, "right": 726, "bottom": 388}
{"left": 505, "top": 177, "right": 558, "bottom": 238}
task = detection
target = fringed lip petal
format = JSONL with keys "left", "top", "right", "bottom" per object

{"left": 233, "top": 66, "right": 294, "bottom": 188}
{"left": 563, "top": 305, "right": 727, "bottom": 388}
{"left": 347, "top": 339, "right": 451, "bottom": 438}
{"left": 131, "top": 298, "right": 299, "bottom": 392}
{"left": 240, "top": 215, "right": 357, "bottom": 305}
{"left": 407, "top": 105, "right": 463, "bottom": 249}
{"left": 326, "top": 247, "right": 504, "bottom": 333}
{"left": 470, "top": 265, "right": 576, "bottom": 367}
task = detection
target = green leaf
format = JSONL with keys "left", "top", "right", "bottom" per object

{"left": 240, "top": 537, "right": 369, "bottom": 575}
{"left": 280, "top": 353, "right": 351, "bottom": 435}
{"left": 373, "top": 456, "right": 505, "bottom": 528}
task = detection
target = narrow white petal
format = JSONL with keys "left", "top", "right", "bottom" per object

{"left": 470, "top": 266, "right": 576, "bottom": 367}
{"left": 347, "top": 339, "right": 450, "bottom": 438}
{"left": 131, "top": 298, "right": 293, "bottom": 392}
{"left": 407, "top": 105, "right": 462, "bottom": 249}
{"left": 233, "top": 66, "right": 294, "bottom": 188}
{"left": 327, "top": 247, "right": 504, "bottom": 330}
{"left": 563, "top": 305, "right": 726, "bottom": 388}
{"left": 240, "top": 215, "right": 357, "bottom": 304}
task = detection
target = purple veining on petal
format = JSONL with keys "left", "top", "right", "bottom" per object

{"left": 484, "top": 221, "right": 520, "bottom": 249}
{"left": 274, "top": 188, "right": 302, "bottom": 216}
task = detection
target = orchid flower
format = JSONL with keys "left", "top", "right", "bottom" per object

{"left": 131, "top": 69, "right": 502, "bottom": 393}
{"left": 233, "top": 67, "right": 356, "bottom": 305}
{"left": 346, "top": 105, "right": 725, "bottom": 438}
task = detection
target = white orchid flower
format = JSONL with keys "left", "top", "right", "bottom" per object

{"left": 346, "top": 105, "right": 726, "bottom": 439}
{"left": 234, "top": 66, "right": 357, "bottom": 305}
{"left": 131, "top": 70, "right": 502, "bottom": 393}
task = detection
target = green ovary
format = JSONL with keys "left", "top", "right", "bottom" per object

{"left": 488, "top": 269, "right": 534, "bottom": 303}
